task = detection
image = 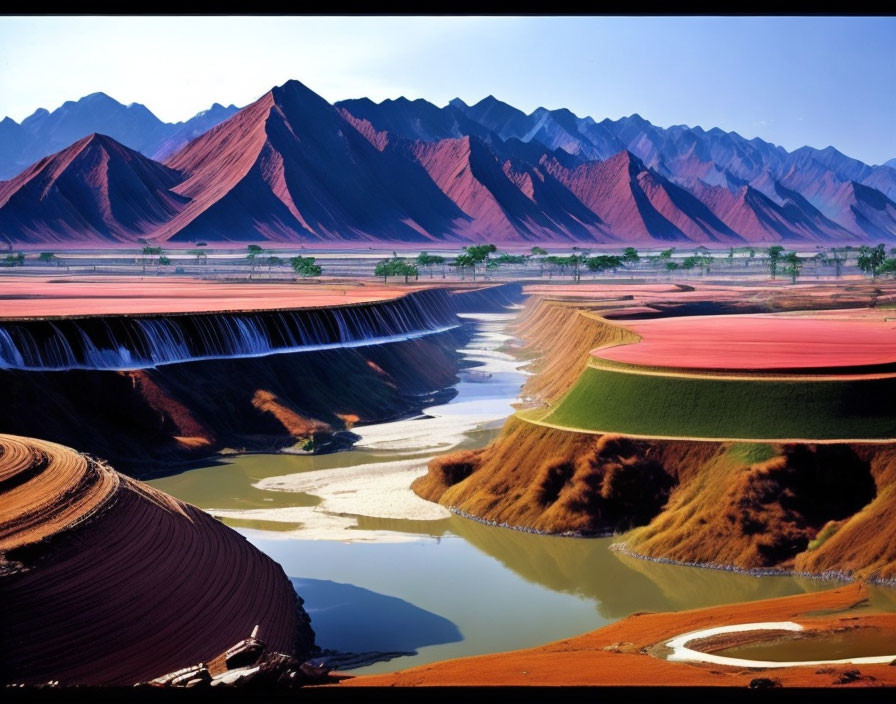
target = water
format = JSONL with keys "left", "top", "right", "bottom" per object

{"left": 149, "top": 311, "right": 855, "bottom": 674}
{"left": 0, "top": 288, "right": 458, "bottom": 371}
{"left": 714, "top": 628, "right": 896, "bottom": 663}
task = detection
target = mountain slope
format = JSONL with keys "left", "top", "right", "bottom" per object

{"left": 407, "top": 135, "right": 609, "bottom": 242}
{"left": 0, "top": 134, "right": 187, "bottom": 245}
{"left": 543, "top": 151, "right": 742, "bottom": 243}
{"left": 149, "top": 103, "right": 240, "bottom": 161}
{"left": 158, "top": 79, "right": 468, "bottom": 243}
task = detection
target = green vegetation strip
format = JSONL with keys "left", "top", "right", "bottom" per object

{"left": 543, "top": 365, "right": 896, "bottom": 440}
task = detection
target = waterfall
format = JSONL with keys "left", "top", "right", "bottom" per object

{"left": 0, "top": 288, "right": 469, "bottom": 372}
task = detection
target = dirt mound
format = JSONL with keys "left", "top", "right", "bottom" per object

{"left": 0, "top": 434, "right": 313, "bottom": 685}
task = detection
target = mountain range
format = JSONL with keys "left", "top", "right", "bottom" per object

{"left": 1, "top": 79, "right": 895, "bottom": 247}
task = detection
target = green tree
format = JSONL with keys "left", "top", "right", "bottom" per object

{"left": 290, "top": 255, "right": 322, "bottom": 278}
{"left": 141, "top": 245, "right": 162, "bottom": 273}
{"left": 460, "top": 243, "right": 497, "bottom": 280}
{"left": 416, "top": 251, "right": 446, "bottom": 278}
{"left": 529, "top": 246, "right": 548, "bottom": 276}
{"left": 622, "top": 247, "right": 640, "bottom": 265}
{"left": 453, "top": 253, "right": 477, "bottom": 280}
{"left": 586, "top": 255, "right": 623, "bottom": 275}
{"left": 781, "top": 251, "right": 802, "bottom": 283}
{"left": 189, "top": 249, "right": 207, "bottom": 265}
{"left": 3, "top": 253, "right": 25, "bottom": 267}
{"left": 38, "top": 252, "right": 56, "bottom": 264}
{"left": 857, "top": 244, "right": 887, "bottom": 279}
{"left": 879, "top": 257, "right": 896, "bottom": 277}
{"left": 158, "top": 255, "right": 171, "bottom": 266}
{"left": 767, "top": 245, "right": 785, "bottom": 279}
{"left": 492, "top": 253, "right": 528, "bottom": 266}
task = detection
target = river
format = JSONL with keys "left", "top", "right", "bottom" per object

{"left": 149, "top": 311, "right": 877, "bottom": 674}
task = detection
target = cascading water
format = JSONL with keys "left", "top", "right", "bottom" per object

{"left": 0, "top": 288, "right": 467, "bottom": 372}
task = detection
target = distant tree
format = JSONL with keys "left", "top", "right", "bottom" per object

{"left": 246, "top": 245, "right": 265, "bottom": 276}
{"left": 492, "top": 253, "right": 528, "bottom": 266}
{"left": 416, "top": 251, "right": 446, "bottom": 278}
{"left": 659, "top": 248, "right": 675, "bottom": 259}
{"left": 586, "top": 255, "right": 623, "bottom": 275}
{"left": 681, "top": 255, "right": 700, "bottom": 270}
{"left": 461, "top": 243, "right": 497, "bottom": 280}
{"left": 879, "top": 257, "right": 896, "bottom": 277}
{"left": 453, "top": 253, "right": 477, "bottom": 280}
{"left": 827, "top": 246, "right": 846, "bottom": 278}
{"left": 622, "top": 247, "right": 640, "bottom": 265}
{"left": 3, "top": 253, "right": 24, "bottom": 267}
{"left": 857, "top": 244, "right": 887, "bottom": 279}
{"left": 781, "top": 251, "right": 803, "bottom": 283}
{"left": 747, "top": 247, "right": 756, "bottom": 268}
{"left": 375, "top": 259, "right": 391, "bottom": 283}
{"left": 290, "top": 255, "right": 322, "bottom": 278}
{"left": 266, "top": 255, "right": 283, "bottom": 271}
{"left": 189, "top": 249, "right": 207, "bottom": 265}
{"left": 529, "top": 246, "right": 548, "bottom": 276}
{"left": 767, "top": 245, "right": 785, "bottom": 279}
{"left": 158, "top": 255, "right": 171, "bottom": 266}
{"left": 141, "top": 245, "right": 162, "bottom": 273}
{"left": 38, "top": 252, "right": 56, "bottom": 263}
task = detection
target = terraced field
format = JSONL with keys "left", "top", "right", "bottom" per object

{"left": 539, "top": 363, "right": 896, "bottom": 441}
{"left": 414, "top": 282, "right": 896, "bottom": 580}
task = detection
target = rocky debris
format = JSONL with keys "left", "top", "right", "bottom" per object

{"left": 748, "top": 677, "right": 782, "bottom": 689}
{"left": 833, "top": 669, "right": 877, "bottom": 685}
{"left": 147, "top": 632, "right": 334, "bottom": 690}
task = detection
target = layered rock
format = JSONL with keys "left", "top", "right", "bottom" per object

{"left": 0, "top": 434, "right": 314, "bottom": 685}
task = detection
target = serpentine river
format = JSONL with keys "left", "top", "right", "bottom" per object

{"left": 148, "top": 312, "right": 890, "bottom": 674}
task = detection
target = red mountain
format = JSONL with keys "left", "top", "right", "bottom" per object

{"left": 685, "top": 179, "right": 859, "bottom": 243}
{"left": 543, "top": 151, "right": 742, "bottom": 244}
{"left": 408, "top": 135, "right": 610, "bottom": 242}
{"left": 2, "top": 79, "right": 894, "bottom": 246}
{"left": 0, "top": 133, "right": 186, "bottom": 245}
{"left": 155, "top": 80, "right": 467, "bottom": 243}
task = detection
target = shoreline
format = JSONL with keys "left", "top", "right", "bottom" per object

{"left": 438, "top": 504, "right": 896, "bottom": 590}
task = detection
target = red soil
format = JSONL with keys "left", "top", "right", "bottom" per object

{"left": 341, "top": 584, "right": 896, "bottom": 687}
{"left": 0, "top": 276, "right": 410, "bottom": 319}
{"left": 593, "top": 315, "right": 896, "bottom": 371}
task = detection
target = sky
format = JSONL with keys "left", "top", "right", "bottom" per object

{"left": 0, "top": 16, "right": 894, "bottom": 165}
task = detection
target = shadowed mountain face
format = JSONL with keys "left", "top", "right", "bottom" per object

{"left": 2, "top": 80, "right": 895, "bottom": 245}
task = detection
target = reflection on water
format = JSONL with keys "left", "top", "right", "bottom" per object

{"left": 446, "top": 516, "right": 839, "bottom": 620}
{"left": 148, "top": 312, "right": 896, "bottom": 674}
{"left": 293, "top": 578, "right": 462, "bottom": 668}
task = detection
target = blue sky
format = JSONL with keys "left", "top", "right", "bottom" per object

{"left": 0, "top": 16, "right": 893, "bottom": 164}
